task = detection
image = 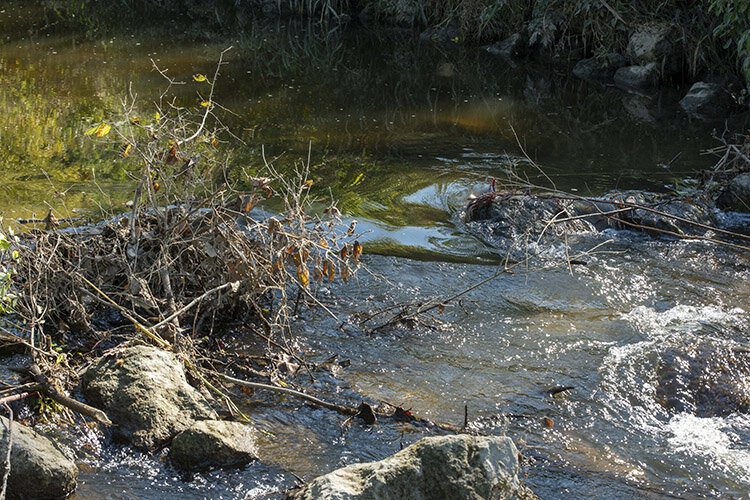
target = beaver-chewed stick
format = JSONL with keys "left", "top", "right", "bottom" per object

{"left": 215, "top": 371, "right": 462, "bottom": 433}
{"left": 217, "top": 372, "right": 358, "bottom": 415}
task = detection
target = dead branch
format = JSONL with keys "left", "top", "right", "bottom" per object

{"left": 217, "top": 372, "right": 358, "bottom": 415}
{"left": 0, "top": 391, "right": 35, "bottom": 406}
{"left": 28, "top": 364, "right": 112, "bottom": 426}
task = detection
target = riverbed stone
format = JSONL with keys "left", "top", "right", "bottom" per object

{"left": 573, "top": 53, "right": 627, "bottom": 81}
{"left": 626, "top": 24, "right": 682, "bottom": 77}
{"left": 614, "top": 64, "right": 660, "bottom": 91}
{"left": 655, "top": 341, "right": 750, "bottom": 417}
{"left": 716, "top": 173, "right": 750, "bottom": 213}
{"left": 622, "top": 94, "right": 672, "bottom": 123}
{"left": 679, "top": 82, "right": 736, "bottom": 119}
{"left": 484, "top": 33, "right": 527, "bottom": 59}
{"left": 81, "top": 345, "right": 216, "bottom": 450}
{"left": 0, "top": 416, "right": 78, "bottom": 499}
{"left": 169, "top": 420, "right": 258, "bottom": 471}
{"left": 420, "top": 23, "right": 460, "bottom": 45}
{"left": 287, "top": 434, "right": 526, "bottom": 499}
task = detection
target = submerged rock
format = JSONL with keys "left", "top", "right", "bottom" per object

{"left": 614, "top": 64, "right": 659, "bottom": 91}
{"left": 0, "top": 416, "right": 78, "bottom": 499}
{"left": 465, "top": 194, "right": 597, "bottom": 252}
{"left": 656, "top": 342, "right": 750, "bottom": 418}
{"left": 680, "top": 82, "right": 736, "bottom": 119}
{"left": 621, "top": 93, "right": 673, "bottom": 123}
{"left": 420, "top": 24, "right": 460, "bottom": 45}
{"left": 464, "top": 190, "right": 719, "bottom": 252}
{"left": 603, "top": 191, "right": 718, "bottom": 236}
{"left": 626, "top": 24, "right": 682, "bottom": 77}
{"left": 716, "top": 173, "right": 750, "bottom": 213}
{"left": 573, "top": 53, "right": 626, "bottom": 82}
{"left": 170, "top": 420, "right": 257, "bottom": 471}
{"left": 288, "top": 434, "right": 527, "bottom": 499}
{"left": 82, "top": 345, "right": 216, "bottom": 450}
{"left": 484, "top": 33, "right": 527, "bottom": 59}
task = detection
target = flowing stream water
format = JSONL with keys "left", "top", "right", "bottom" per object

{"left": 2, "top": 7, "right": 750, "bottom": 498}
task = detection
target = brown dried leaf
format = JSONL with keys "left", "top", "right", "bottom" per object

{"left": 313, "top": 267, "right": 323, "bottom": 282}
{"left": 267, "top": 218, "right": 282, "bottom": 234}
{"left": 326, "top": 260, "right": 335, "bottom": 282}
{"left": 297, "top": 265, "right": 309, "bottom": 287}
{"left": 165, "top": 143, "right": 178, "bottom": 165}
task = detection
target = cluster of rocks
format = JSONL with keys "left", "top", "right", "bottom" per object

{"left": 476, "top": 23, "right": 746, "bottom": 121}
{"left": 572, "top": 24, "right": 740, "bottom": 120}
{"left": 6, "top": 345, "right": 528, "bottom": 498}
{"left": 80, "top": 346, "right": 260, "bottom": 473}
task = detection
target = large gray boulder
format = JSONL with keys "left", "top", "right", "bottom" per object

{"left": 716, "top": 173, "right": 750, "bottom": 213}
{"left": 626, "top": 24, "right": 683, "bottom": 77}
{"left": 288, "top": 434, "right": 527, "bottom": 500}
{"left": 169, "top": 420, "right": 258, "bottom": 471}
{"left": 679, "top": 82, "right": 736, "bottom": 120}
{"left": 0, "top": 416, "right": 78, "bottom": 499}
{"left": 81, "top": 345, "right": 216, "bottom": 450}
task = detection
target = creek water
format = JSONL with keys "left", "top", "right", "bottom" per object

{"left": 2, "top": 7, "right": 750, "bottom": 499}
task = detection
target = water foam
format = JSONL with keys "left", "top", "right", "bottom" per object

{"left": 623, "top": 304, "right": 746, "bottom": 337}
{"left": 596, "top": 303, "right": 750, "bottom": 490}
{"left": 668, "top": 413, "right": 750, "bottom": 482}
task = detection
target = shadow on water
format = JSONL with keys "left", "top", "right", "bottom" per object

{"left": 2, "top": 6, "right": 750, "bottom": 498}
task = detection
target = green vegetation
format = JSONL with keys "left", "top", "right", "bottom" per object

{"left": 709, "top": 0, "right": 750, "bottom": 85}
{"left": 0, "top": 225, "right": 19, "bottom": 315}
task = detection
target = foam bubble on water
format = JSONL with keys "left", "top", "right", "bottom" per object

{"left": 668, "top": 413, "right": 750, "bottom": 482}
{"left": 623, "top": 304, "right": 746, "bottom": 337}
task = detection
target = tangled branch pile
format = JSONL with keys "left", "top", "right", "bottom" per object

{"left": 5, "top": 50, "right": 362, "bottom": 413}
{"left": 705, "top": 131, "right": 750, "bottom": 182}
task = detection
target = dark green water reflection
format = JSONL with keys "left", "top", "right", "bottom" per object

{"left": 0, "top": 9, "right": 735, "bottom": 236}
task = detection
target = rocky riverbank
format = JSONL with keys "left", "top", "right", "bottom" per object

{"left": 479, "top": 22, "right": 747, "bottom": 123}
{"left": 0, "top": 345, "right": 533, "bottom": 498}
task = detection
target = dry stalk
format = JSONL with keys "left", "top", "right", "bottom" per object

{"left": 3, "top": 49, "right": 364, "bottom": 425}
